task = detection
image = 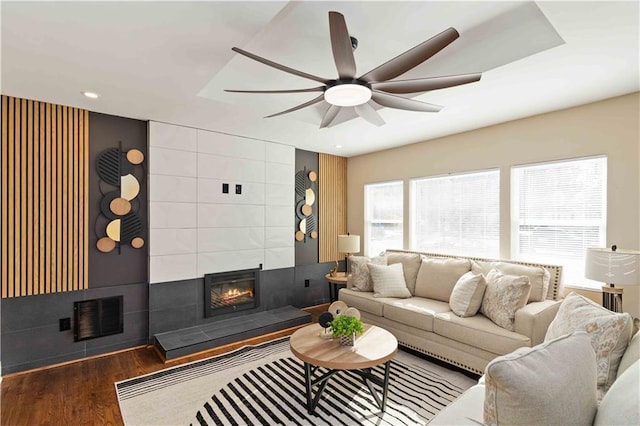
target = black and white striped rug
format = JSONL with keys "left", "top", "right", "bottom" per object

{"left": 116, "top": 338, "right": 475, "bottom": 425}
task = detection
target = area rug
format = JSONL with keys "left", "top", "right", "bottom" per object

{"left": 116, "top": 338, "right": 475, "bottom": 425}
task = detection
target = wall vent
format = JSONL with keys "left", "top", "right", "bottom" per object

{"left": 74, "top": 296, "right": 123, "bottom": 341}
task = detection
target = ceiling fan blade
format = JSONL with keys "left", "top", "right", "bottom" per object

{"left": 265, "top": 94, "right": 325, "bottom": 118}
{"left": 371, "top": 91, "right": 442, "bottom": 112}
{"left": 359, "top": 27, "right": 459, "bottom": 83}
{"left": 320, "top": 105, "right": 341, "bottom": 128}
{"left": 371, "top": 73, "right": 481, "bottom": 94}
{"left": 329, "top": 11, "right": 356, "bottom": 79}
{"left": 232, "top": 47, "right": 328, "bottom": 84}
{"left": 225, "top": 86, "right": 325, "bottom": 94}
{"left": 354, "top": 102, "right": 385, "bottom": 126}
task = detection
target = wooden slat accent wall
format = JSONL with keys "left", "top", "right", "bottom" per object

{"left": 1, "top": 95, "right": 89, "bottom": 298}
{"left": 318, "top": 153, "right": 347, "bottom": 262}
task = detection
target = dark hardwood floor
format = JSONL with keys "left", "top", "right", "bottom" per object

{"left": 1, "top": 305, "right": 327, "bottom": 426}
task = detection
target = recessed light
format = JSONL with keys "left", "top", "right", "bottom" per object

{"left": 335, "top": 145, "right": 343, "bottom": 149}
{"left": 82, "top": 91, "right": 100, "bottom": 99}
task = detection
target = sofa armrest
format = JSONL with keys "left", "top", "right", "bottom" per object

{"left": 514, "top": 300, "right": 562, "bottom": 345}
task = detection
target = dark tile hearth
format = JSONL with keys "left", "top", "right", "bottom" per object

{"left": 153, "top": 306, "right": 311, "bottom": 360}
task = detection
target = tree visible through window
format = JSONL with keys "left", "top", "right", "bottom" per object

{"left": 364, "top": 181, "right": 403, "bottom": 257}
{"left": 511, "top": 156, "right": 607, "bottom": 286}
{"left": 410, "top": 170, "right": 500, "bottom": 257}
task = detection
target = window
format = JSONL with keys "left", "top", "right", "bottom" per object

{"left": 511, "top": 156, "right": 607, "bottom": 286}
{"left": 410, "top": 170, "right": 500, "bottom": 257}
{"left": 364, "top": 181, "right": 403, "bottom": 256}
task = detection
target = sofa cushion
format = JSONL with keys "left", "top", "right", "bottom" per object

{"left": 594, "top": 359, "right": 640, "bottom": 426}
{"left": 338, "top": 289, "right": 392, "bottom": 317}
{"left": 414, "top": 258, "right": 471, "bottom": 302}
{"left": 386, "top": 251, "right": 422, "bottom": 295}
{"left": 480, "top": 269, "right": 531, "bottom": 331}
{"left": 449, "top": 271, "right": 486, "bottom": 317}
{"left": 433, "top": 312, "right": 531, "bottom": 355}
{"left": 383, "top": 297, "right": 451, "bottom": 332}
{"left": 617, "top": 330, "right": 639, "bottom": 379}
{"left": 369, "top": 263, "right": 412, "bottom": 298}
{"left": 545, "top": 292, "right": 633, "bottom": 398}
{"left": 347, "top": 254, "right": 387, "bottom": 292}
{"left": 428, "top": 384, "right": 485, "bottom": 425}
{"left": 472, "top": 261, "right": 551, "bottom": 303}
{"left": 484, "top": 332, "right": 597, "bottom": 426}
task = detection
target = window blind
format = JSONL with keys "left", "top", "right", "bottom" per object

{"left": 364, "top": 181, "right": 403, "bottom": 257}
{"left": 511, "top": 156, "right": 607, "bottom": 286}
{"left": 410, "top": 169, "right": 500, "bottom": 257}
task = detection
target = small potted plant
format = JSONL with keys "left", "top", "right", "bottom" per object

{"left": 329, "top": 314, "right": 364, "bottom": 346}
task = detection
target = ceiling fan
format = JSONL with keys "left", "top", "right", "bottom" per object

{"left": 225, "top": 11, "right": 481, "bottom": 128}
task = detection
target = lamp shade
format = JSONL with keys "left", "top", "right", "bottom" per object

{"left": 585, "top": 247, "right": 640, "bottom": 286}
{"left": 337, "top": 234, "right": 360, "bottom": 254}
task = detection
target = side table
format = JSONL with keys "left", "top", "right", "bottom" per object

{"left": 325, "top": 272, "right": 348, "bottom": 302}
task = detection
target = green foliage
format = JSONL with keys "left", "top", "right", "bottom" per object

{"left": 329, "top": 314, "right": 364, "bottom": 338}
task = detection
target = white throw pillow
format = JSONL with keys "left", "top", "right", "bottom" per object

{"left": 369, "top": 262, "right": 412, "bottom": 298}
{"left": 480, "top": 269, "right": 531, "bottom": 331}
{"left": 449, "top": 271, "right": 486, "bottom": 317}
{"left": 385, "top": 252, "right": 422, "bottom": 295}
{"left": 484, "top": 332, "right": 597, "bottom": 426}
{"left": 414, "top": 257, "right": 471, "bottom": 302}
{"left": 347, "top": 255, "right": 387, "bottom": 292}
{"left": 545, "top": 292, "right": 633, "bottom": 398}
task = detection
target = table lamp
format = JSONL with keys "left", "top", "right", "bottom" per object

{"left": 337, "top": 234, "right": 360, "bottom": 274}
{"left": 585, "top": 245, "right": 640, "bottom": 313}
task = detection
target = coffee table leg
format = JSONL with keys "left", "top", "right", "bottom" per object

{"left": 303, "top": 362, "right": 313, "bottom": 412}
{"left": 381, "top": 360, "right": 392, "bottom": 411}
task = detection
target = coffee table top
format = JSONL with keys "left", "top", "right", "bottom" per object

{"left": 290, "top": 323, "right": 398, "bottom": 370}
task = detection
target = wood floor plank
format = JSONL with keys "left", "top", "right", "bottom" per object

{"left": 0, "top": 305, "right": 327, "bottom": 426}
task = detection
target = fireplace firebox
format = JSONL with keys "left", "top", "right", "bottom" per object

{"left": 204, "top": 268, "right": 259, "bottom": 318}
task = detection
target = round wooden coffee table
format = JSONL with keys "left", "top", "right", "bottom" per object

{"left": 290, "top": 323, "right": 398, "bottom": 414}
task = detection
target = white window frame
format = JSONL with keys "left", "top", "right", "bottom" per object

{"left": 364, "top": 181, "right": 403, "bottom": 257}
{"left": 409, "top": 169, "right": 500, "bottom": 258}
{"left": 511, "top": 155, "right": 607, "bottom": 288}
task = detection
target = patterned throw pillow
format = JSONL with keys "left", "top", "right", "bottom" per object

{"left": 480, "top": 269, "right": 531, "bottom": 331}
{"left": 347, "top": 255, "right": 387, "bottom": 292}
{"left": 545, "top": 292, "right": 633, "bottom": 399}
{"left": 449, "top": 271, "right": 487, "bottom": 317}
{"left": 484, "top": 332, "right": 597, "bottom": 426}
{"left": 369, "top": 263, "right": 412, "bottom": 298}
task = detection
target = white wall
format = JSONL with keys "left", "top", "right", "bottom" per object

{"left": 347, "top": 93, "right": 640, "bottom": 316}
{"left": 148, "top": 121, "right": 294, "bottom": 283}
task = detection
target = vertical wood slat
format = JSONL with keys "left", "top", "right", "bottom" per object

{"left": 318, "top": 153, "right": 348, "bottom": 262}
{"left": 21, "top": 99, "right": 27, "bottom": 297}
{"left": 1, "top": 96, "right": 8, "bottom": 298}
{"left": 1, "top": 96, "right": 89, "bottom": 298}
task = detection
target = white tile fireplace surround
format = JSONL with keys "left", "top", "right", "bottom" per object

{"left": 149, "top": 121, "right": 295, "bottom": 284}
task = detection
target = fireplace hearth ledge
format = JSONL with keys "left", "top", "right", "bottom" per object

{"left": 153, "top": 306, "right": 311, "bottom": 361}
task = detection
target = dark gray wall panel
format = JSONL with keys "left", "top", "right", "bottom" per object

{"left": 1, "top": 282, "right": 149, "bottom": 374}
{"left": 88, "top": 112, "right": 148, "bottom": 288}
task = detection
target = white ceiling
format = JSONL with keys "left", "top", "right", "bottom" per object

{"left": 1, "top": 1, "right": 638, "bottom": 157}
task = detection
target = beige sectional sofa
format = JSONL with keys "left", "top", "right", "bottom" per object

{"left": 430, "top": 293, "right": 639, "bottom": 425}
{"left": 338, "top": 249, "right": 564, "bottom": 374}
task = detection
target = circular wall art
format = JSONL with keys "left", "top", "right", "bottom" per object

{"left": 95, "top": 142, "right": 145, "bottom": 254}
{"left": 294, "top": 167, "right": 318, "bottom": 242}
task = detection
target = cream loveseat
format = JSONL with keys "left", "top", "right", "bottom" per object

{"left": 430, "top": 292, "right": 639, "bottom": 425}
{"left": 338, "top": 249, "right": 564, "bottom": 374}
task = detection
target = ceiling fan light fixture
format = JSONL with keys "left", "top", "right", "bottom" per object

{"left": 324, "top": 84, "right": 371, "bottom": 107}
